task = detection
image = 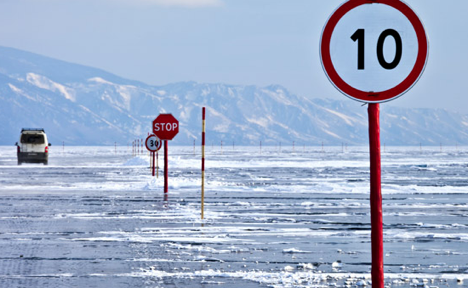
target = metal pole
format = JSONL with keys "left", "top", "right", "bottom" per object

{"left": 368, "top": 103, "right": 384, "bottom": 288}
{"left": 201, "top": 107, "right": 206, "bottom": 220}
{"left": 164, "top": 140, "right": 168, "bottom": 193}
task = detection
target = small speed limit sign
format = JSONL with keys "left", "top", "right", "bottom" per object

{"left": 320, "top": 0, "right": 428, "bottom": 103}
{"left": 145, "top": 134, "right": 162, "bottom": 152}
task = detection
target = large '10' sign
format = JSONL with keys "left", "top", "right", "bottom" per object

{"left": 320, "top": 0, "right": 428, "bottom": 103}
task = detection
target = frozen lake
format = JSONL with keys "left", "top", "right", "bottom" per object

{"left": 0, "top": 145, "right": 467, "bottom": 288}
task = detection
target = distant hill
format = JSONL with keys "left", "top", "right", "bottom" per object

{"left": 1, "top": 46, "right": 468, "bottom": 146}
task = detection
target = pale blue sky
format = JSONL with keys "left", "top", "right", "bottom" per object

{"left": 1, "top": 0, "right": 468, "bottom": 113}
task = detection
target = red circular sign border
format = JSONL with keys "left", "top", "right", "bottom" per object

{"left": 320, "top": 0, "right": 428, "bottom": 103}
{"left": 145, "top": 134, "right": 162, "bottom": 152}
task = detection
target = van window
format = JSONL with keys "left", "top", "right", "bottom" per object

{"left": 21, "top": 134, "right": 45, "bottom": 144}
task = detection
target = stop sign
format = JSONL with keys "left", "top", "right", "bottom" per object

{"left": 152, "top": 114, "right": 179, "bottom": 140}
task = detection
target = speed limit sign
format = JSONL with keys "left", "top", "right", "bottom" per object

{"left": 145, "top": 134, "right": 162, "bottom": 152}
{"left": 320, "top": 0, "right": 428, "bottom": 103}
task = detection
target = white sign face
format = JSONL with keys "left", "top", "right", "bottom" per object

{"left": 331, "top": 5, "right": 418, "bottom": 92}
{"left": 145, "top": 135, "right": 162, "bottom": 152}
{"left": 320, "top": 0, "right": 428, "bottom": 103}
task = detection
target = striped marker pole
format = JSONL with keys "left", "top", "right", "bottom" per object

{"left": 201, "top": 107, "right": 206, "bottom": 220}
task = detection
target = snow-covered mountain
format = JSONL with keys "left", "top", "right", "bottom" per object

{"left": 1, "top": 46, "right": 468, "bottom": 146}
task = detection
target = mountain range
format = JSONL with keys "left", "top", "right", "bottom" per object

{"left": 1, "top": 46, "right": 467, "bottom": 146}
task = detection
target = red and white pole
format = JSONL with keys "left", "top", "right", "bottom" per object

{"left": 201, "top": 107, "right": 206, "bottom": 219}
{"left": 164, "top": 140, "right": 168, "bottom": 193}
{"left": 368, "top": 103, "right": 384, "bottom": 288}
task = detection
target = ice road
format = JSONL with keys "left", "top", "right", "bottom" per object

{"left": 0, "top": 146, "right": 467, "bottom": 288}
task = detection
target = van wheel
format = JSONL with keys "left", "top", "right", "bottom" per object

{"left": 43, "top": 161, "right": 48, "bottom": 166}
{"left": 18, "top": 161, "right": 22, "bottom": 165}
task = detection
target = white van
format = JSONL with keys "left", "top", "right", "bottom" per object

{"left": 15, "top": 128, "right": 51, "bottom": 165}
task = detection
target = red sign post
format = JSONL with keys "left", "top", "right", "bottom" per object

{"left": 153, "top": 114, "right": 179, "bottom": 193}
{"left": 320, "top": 1, "right": 428, "bottom": 286}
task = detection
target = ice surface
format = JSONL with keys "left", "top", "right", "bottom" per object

{"left": 0, "top": 145, "right": 467, "bottom": 287}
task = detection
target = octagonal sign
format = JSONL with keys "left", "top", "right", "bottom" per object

{"left": 152, "top": 114, "right": 179, "bottom": 140}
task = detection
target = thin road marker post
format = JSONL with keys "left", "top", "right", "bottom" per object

{"left": 152, "top": 152, "right": 155, "bottom": 176}
{"left": 201, "top": 107, "right": 206, "bottom": 220}
{"left": 368, "top": 103, "right": 384, "bottom": 286}
{"left": 149, "top": 150, "right": 152, "bottom": 171}
{"left": 164, "top": 140, "right": 168, "bottom": 193}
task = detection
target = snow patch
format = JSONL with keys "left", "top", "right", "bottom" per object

{"left": 323, "top": 108, "right": 358, "bottom": 126}
{"left": 246, "top": 117, "right": 269, "bottom": 128}
{"left": 8, "top": 83, "right": 22, "bottom": 93}
{"left": 282, "top": 248, "right": 312, "bottom": 254}
{"left": 27, "top": 73, "right": 76, "bottom": 101}
{"left": 123, "top": 156, "right": 149, "bottom": 166}
{"left": 88, "top": 77, "right": 113, "bottom": 85}
{"left": 143, "top": 177, "right": 162, "bottom": 190}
